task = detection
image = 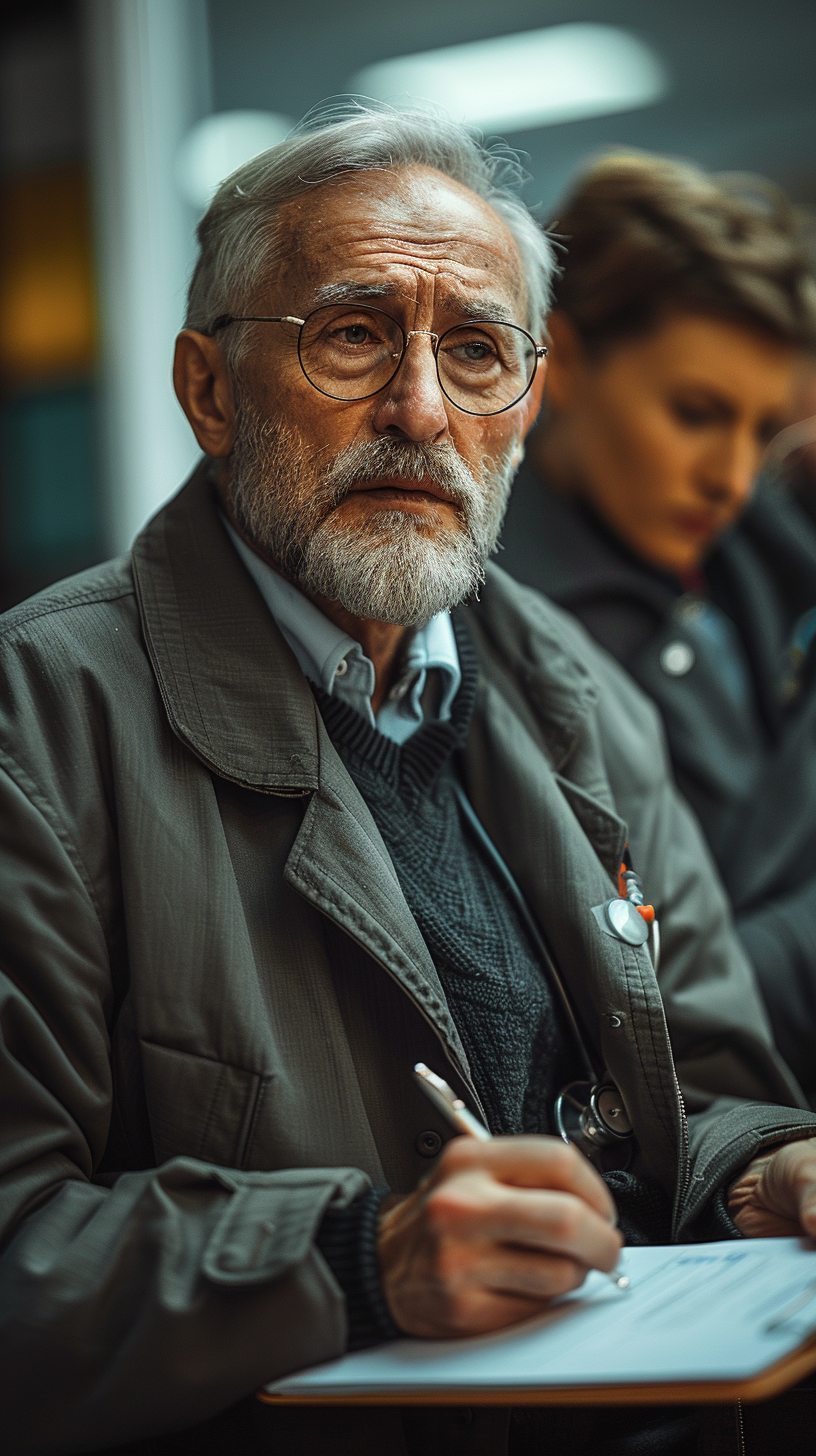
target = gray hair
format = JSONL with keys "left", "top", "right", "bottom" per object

{"left": 185, "top": 98, "right": 555, "bottom": 366}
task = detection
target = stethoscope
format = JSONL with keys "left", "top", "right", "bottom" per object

{"left": 452, "top": 778, "right": 655, "bottom": 1171}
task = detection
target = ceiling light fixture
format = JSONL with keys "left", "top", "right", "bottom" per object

{"left": 349, "top": 23, "right": 667, "bottom": 134}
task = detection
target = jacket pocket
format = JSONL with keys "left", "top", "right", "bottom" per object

{"left": 140, "top": 1039, "right": 268, "bottom": 1168}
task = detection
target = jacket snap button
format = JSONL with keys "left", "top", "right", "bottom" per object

{"left": 660, "top": 640, "right": 695, "bottom": 676}
{"left": 416, "top": 1129, "right": 442, "bottom": 1157}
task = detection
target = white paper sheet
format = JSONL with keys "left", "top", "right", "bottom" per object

{"left": 266, "top": 1238, "right": 816, "bottom": 1397}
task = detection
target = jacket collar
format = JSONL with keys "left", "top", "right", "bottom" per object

{"left": 131, "top": 460, "right": 321, "bottom": 792}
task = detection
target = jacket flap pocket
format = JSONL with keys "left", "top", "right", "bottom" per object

{"left": 140, "top": 1039, "right": 265, "bottom": 1168}
{"left": 203, "top": 1177, "right": 340, "bottom": 1285}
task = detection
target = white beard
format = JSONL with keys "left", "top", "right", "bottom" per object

{"left": 227, "top": 409, "right": 518, "bottom": 627}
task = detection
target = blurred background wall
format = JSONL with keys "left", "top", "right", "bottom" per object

{"left": 0, "top": 0, "right": 98, "bottom": 609}
{"left": 0, "top": 0, "right": 814, "bottom": 608}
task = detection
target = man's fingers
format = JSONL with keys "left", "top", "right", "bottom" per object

{"left": 481, "top": 1246, "right": 591, "bottom": 1302}
{"left": 732, "top": 1140, "right": 816, "bottom": 1240}
{"left": 492, "top": 1187, "right": 624, "bottom": 1272}
{"left": 798, "top": 1198, "right": 816, "bottom": 1237}
{"left": 404, "top": 1246, "right": 590, "bottom": 1337}
{"left": 421, "top": 1283, "right": 575, "bottom": 1339}
{"left": 764, "top": 1140, "right": 816, "bottom": 1227}
{"left": 424, "top": 1174, "right": 623, "bottom": 1273}
{"left": 787, "top": 1148, "right": 816, "bottom": 1236}
{"left": 380, "top": 1144, "right": 624, "bottom": 1339}
{"left": 440, "top": 1134, "right": 618, "bottom": 1225}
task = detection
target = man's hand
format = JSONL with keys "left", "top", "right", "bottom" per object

{"left": 728, "top": 1138, "right": 816, "bottom": 1238}
{"left": 377, "top": 1135, "right": 622, "bottom": 1338}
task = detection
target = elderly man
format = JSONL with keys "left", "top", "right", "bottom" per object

{"left": 1, "top": 104, "right": 816, "bottom": 1456}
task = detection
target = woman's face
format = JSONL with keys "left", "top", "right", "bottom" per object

{"left": 543, "top": 312, "right": 799, "bottom": 575}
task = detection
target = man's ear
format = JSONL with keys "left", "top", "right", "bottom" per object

{"left": 542, "top": 311, "right": 587, "bottom": 413}
{"left": 173, "top": 331, "right": 236, "bottom": 457}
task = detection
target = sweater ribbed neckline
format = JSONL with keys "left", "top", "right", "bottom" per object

{"left": 311, "top": 613, "right": 479, "bottom": 797}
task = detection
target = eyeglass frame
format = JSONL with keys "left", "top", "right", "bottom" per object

{"left": 207, "top": 306, "right": 548, "bottom": 417}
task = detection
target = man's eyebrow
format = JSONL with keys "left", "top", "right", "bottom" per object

{"left": 312, "top": 281, "right": 397, "bottom": 306}
{"left": 438, "top": 291, "right": 518, "bottom": 325}
{"left": 311, "top": 281, "right": 520, "bottom": 326}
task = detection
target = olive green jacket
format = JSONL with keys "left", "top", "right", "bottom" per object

{"left": 1, "top": 465, "right": 814, "bottom": 1455}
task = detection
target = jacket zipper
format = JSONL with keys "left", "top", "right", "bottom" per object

{"left": 670, "top": 1068, "right": 691, "bottom": 1240}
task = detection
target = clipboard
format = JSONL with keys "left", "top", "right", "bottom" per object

{"left": 261, "top": 1238, "right": 816, "bottom": 1408}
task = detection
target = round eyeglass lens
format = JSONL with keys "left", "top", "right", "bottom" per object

{"left": 437, "top": 322, "right": 538, "bottom": 415}
{"left": 298, "top": 305, "right": 404, "bottom": 401}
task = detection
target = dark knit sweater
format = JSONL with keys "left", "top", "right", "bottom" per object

{"left": 315, "top": 621, "right": 577, "bottom": 1138}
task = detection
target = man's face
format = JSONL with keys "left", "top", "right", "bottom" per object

{"left": 223, "top": 165, "right": 539, "bottom": 625}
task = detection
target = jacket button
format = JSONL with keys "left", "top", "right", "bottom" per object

{"left": 416, "top": 1129, "right": 442, "bottom": 1157}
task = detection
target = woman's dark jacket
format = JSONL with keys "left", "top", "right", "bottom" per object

{"left": 500, "top": 463, "right": 816, "bottom": 1096}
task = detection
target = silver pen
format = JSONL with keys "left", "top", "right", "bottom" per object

{"left": 413, "top": 1062, "right": 630, "bottom": 1290}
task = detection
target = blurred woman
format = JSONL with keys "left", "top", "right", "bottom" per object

{"left": 500, "top": 153, "right": 816, "bottom": 1097}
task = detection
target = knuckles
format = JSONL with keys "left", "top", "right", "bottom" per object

{"left": 542, "top": 1195, "right": 584, "bottom": 1247}
{"left": 422, "top": 1181, "right": 481, "bottom": 1239}
{"left": 436, "top": 1137, "right": 481, "bottom": 1175}
{"left": 541, "top": 1258, "right": 585, "bottom": 1298}
{"left": 436, "top": 1132, "right": 585, "bottom": 1183}
{"left": 546, "top": 1139, "right": 580, "bottom": 1179}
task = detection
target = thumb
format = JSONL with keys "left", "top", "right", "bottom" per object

{"left": 799, "top": 1184, "right": 816, "bottom": 1237}
{"left": 769, "top": 1139, "right": 816, "bottom": 1231}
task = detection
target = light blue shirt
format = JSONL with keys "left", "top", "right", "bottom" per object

{"left": 224, "top": 518, "right": 461, "bottom": 745}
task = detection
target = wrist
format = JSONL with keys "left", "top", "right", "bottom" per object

{"left": 315, "top": 1187, "right": 402, "bottom": 1350}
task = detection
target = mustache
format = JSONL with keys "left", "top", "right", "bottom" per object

{"left": 319, "top": 438, "right": 481, "bottom": 510}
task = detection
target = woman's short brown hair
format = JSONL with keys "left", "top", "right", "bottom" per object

{"left": 550, "top": 150, "right": 816, "bottom": 355}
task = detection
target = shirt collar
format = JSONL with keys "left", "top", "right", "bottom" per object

{"left": 223, "top": 517, "right": 460, "bottom": 742}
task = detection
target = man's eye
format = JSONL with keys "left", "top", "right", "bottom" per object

{"left": 449, "top": 340, "right": 497, "bottom": 365}
{"left": 335, "top": 325, "right": 371, "bottom": 346}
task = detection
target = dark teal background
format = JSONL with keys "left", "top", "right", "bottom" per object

{"left": 1, "top": 383, "right": 101, "bottom": 598}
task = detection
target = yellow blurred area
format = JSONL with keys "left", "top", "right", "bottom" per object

{"left": 0, "top": 164, "right": 97, "bottom": 385}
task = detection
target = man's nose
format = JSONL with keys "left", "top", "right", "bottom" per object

{"left": 369, "top": 332, "right": 450, "bottom": 443}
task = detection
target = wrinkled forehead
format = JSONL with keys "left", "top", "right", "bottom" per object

{"left": 271, "top": 164, "right": 529, "bottom": 323}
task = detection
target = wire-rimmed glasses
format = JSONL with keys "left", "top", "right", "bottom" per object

{"left": 208, "top": 304, "right": 547, "bottom": 417}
